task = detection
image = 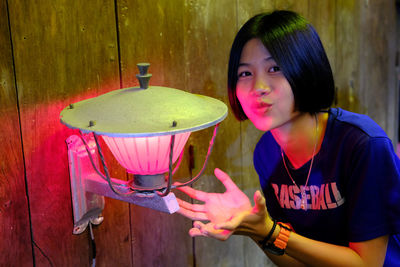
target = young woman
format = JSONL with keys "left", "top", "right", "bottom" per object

{"left": 176, "top": 10, "right": 400, "bottom": 266}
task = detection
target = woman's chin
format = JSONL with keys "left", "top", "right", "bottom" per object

{"left": 250, "top": 120, "right": 272, "bottom": 132}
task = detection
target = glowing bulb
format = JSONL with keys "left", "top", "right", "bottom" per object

{"left": 102, "top": 132, "right": 190, "bottom": 175}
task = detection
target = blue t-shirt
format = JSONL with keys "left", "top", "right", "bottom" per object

{"left": 254, "top": 108, "right": 400, "bottom": 266}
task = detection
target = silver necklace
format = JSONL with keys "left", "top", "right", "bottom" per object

{"left": 281, "top": 114, "right": 318, "bottom": 211}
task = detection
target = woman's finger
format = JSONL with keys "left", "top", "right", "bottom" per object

{"left": 176, "top": 185, "right": 208, "bottom": 201}
{"left": 189, "top": 227, "right": 205, "bottom": 237}
{"left": 214, "top": 212, "right": 246, "bottom": 231}
{"left": 193, "top": 220, "right": 206, "bottom": 229}
{"left": 202, "top": 223, "right": 232, "bottom": 241}
{"left": 176, "top": 198, "right": 207, "bottom": 212}
{"left": 214, "top": 168, "right": 239, "bottom": 192}
{"left": 177, "top": 206, "right": 208, "bottom": 221}
{"left": 252, "top": 190, "right": 266, "bottom": 214}
{"left": 190, "top": 221, "right": 233, "bottom": 241}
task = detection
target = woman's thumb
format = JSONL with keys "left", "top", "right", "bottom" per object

{"left": 253, "top": 190, "right": 266, "bottom": 213}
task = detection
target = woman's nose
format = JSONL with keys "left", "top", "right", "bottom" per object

{"left": 253, "top": 79, "right": 271, "bottom": 96}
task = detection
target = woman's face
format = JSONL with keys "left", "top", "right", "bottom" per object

{"left": 236, "top": 38, "right": 299, "bottom": 132}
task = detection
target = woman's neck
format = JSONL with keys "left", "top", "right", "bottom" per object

{"left": 271, "top": 112, "right": 328, "bottom": 169}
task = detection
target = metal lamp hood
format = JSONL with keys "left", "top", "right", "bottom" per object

{"left": 60, "top": 65, "right": 227, "bottom": 137}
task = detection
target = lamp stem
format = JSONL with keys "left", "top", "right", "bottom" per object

{"left": 158, "top": 134, "right": 175, "bottom": 197}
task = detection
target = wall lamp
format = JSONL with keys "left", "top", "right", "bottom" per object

{"left": 60, "top": 63, "right": 227, "bottom": 234}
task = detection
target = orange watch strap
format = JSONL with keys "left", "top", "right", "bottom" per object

{"left": 273, "top": 223, "right": 291, "bottom": 250}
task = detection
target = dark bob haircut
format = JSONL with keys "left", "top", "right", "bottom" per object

{"left": 228, "top": 10, "right": 335, "bottom": 121}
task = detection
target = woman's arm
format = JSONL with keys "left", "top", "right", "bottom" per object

{"left": 176, "top": 168, "right": 389, "bottom": 266}
{"left": 282, "top": 231, "right": 388, "bottom": 267}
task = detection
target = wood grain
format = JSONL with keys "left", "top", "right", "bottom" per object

{"left": 0, "top": 0, "right": 397, "bottom": 266}
{"left": 0, "top": 0, "right": 33, "bottom": 266}
{"left": 359, "top": 0, "right": 398, "bottom": 143}
{"left": 8, "top": 0, "right": 129, "bottom": 266}
{"left": 182, "top": 0, "right": 252, "bottom": 266}
{"left": 117, "top": 1, "right": 193, "bottom": 266}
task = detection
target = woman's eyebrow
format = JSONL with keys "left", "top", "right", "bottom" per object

{"left": 264, "top": 56, "right": 274, "bottom": 62}
{"left": 238, "top": 57, "right": 274, "bottom": 67}
{"left": 238, "top": 62, "right": 249, "bottom": 67}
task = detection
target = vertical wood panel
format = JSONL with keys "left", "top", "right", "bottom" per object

{"left": 182, "top": 0, "right": 255, "bottom": 266}
{"left": 117, "top": 1, "right": 193, "bottom": 266}
{"left": 8, "top": 1, "right": 130, "bottom": 266}
{"left": 307, "top": 1, "right": 336, "bottom": 75}
{"left": 0, "top": 0, "right": 33, "bottom": 266}
{"left": 117, "top": 0, "right": 186, "bottom": 90}
{"left": 274, "top": 0, "right": 309, "bottom": 16}
{"left": 335, "top": 0, "right": 362, "bottom": 112}
{"left": 237, "top": 0, "right": 274, "bottom": 27}
{"left": 359, "top": 0, "right": 398, "bottom": 143}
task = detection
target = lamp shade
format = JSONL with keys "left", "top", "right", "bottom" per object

{"left": 60, "top": 86, "right": 227, "bottom": 138}
{"left": 60, "top": 63, "right": 227, "bottom": 178}
{"left": 102, "top": 132, "right": 190, "bottom": 175}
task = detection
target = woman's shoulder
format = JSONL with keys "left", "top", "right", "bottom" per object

{"left": 255, "top": 131, "right": 275, "bottom": 154}
{"left": 328, "top": 108, "right": 388, "bottom": 139}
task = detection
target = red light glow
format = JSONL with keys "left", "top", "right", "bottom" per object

{"left": 102, "top": 132, "right": 190, "bottom": 175}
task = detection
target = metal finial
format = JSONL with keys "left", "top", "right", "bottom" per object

{"left": 136, "top": 63, "right": 152, "bottom": 89}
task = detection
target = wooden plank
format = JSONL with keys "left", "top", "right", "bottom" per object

{"left": 237, "top": 0, "right": 274, "bottom": 27}
{"left": 335, "top": 0, "right": 397, "bottom": 145}
{"left": 359, "top": 0, "right": 398, "bottom": 143}
{"left": 116, "top": 1, "right": 193, "bottom": 266}
{"left": 307, "top": 1, "right": 336, "bottom": 75}
{"left": 117, "top": 0, "right": 185, "bottom": 90}
{"left": 182, "top": 1, "right": 255, "bottom": 266}
{"left": 0, "top": 0, "right": 33, "bottom": 266}
{"left": 334, "top": 0, "right": 362, "bottom": 112}
{"left": 8, "top": 1, "right": 130, "bottom": 266}
{"left": 275, "top": 0, "right": 309, "bottom": 17}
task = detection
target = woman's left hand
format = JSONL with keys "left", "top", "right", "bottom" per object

{"left": 176, "top": 168, "right": 273, "bottom": 241}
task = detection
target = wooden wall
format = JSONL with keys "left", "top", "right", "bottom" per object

{"left": 0, "top": 0, "right": 397, "bottom": 266}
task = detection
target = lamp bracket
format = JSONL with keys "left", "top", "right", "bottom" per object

{"left": 66, "top": 135, "right": 179, "bottom": 235}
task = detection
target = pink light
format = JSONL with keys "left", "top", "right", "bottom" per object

{"left": 102, "top": 132, "right": 190, "bottom": 175}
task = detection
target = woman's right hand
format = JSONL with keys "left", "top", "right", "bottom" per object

{"left": 175, "top": 168, "right": 274, "bottom": 242}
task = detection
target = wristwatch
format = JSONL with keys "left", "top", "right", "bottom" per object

{"left": 265, "top": 222, "right": 292, "bottom": 255}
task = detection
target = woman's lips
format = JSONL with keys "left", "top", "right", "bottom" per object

{"left": 253, "top": 101, "right": 272, "bottom": 114}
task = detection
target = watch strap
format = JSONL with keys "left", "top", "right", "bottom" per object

{"left": 274, "top": 223, "right": 291, "bottom": 249}
{"left": 264, "top": 222, "right": 292, "bottom": 255}
{"left": 259, "top": 219, "right": 277, "bottom": 250}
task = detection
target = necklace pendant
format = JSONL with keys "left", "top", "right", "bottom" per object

{"left": 301, "top": 195, "right": 307, "bottom": 211}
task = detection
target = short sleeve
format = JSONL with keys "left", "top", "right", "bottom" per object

{"left": 347, "top": 136, "right": 400, "bottom": 242}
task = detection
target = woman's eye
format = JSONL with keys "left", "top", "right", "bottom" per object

{"left": 238, "top": 71, "right": 252, "bottom": 78}
{"left": 268, "top": 66, "right": 281, "bottom": 73}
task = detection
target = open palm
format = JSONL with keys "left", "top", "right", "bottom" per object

{"left": 176, "top": 168, "right": 270, "bottom": 240}
{"left": 177, "top": 168, "right": 251, "bottom": 223}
